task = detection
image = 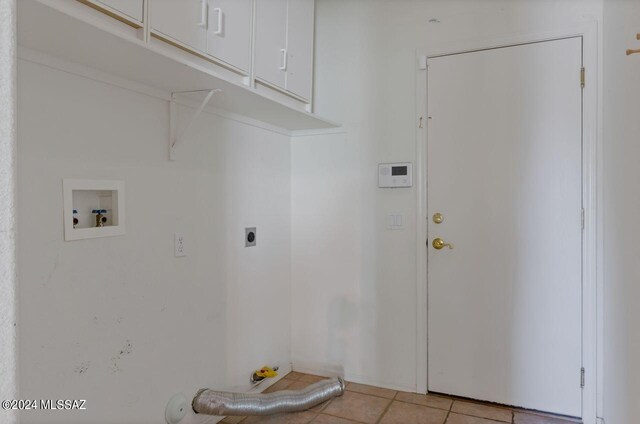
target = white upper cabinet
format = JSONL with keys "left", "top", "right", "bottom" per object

{"left": 254, "top": 0, "right": 288, "bottom": 89}
{"left": 95, "top": 0, "right": 143, "bottom": 22}
{"left": 78, "top": 0, "right": 315, "bottom": 103}
{"left": 285, "top": 0, "right": 314, "bottom": 100}
{"left": 254, "top": 0, "right": 315, "bottom": 101}
{"left": 150, "top": 0, "right": 208, "bottom": 53}
{"left": 150, "top": 0, "right": 252, "bottom": 74}
{"left": 206, "top": 0, "right": 253, "bottom": 73}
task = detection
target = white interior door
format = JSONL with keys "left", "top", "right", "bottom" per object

{"left": 427, "top": 37, "right": 583, "bottom": 417}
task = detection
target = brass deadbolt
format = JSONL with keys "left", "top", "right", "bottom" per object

{"left": 433, "top": 213, "right": 444, "bottom": 224}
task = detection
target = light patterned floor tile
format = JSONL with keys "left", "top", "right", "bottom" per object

{"left": 346, "top": 382, "right": 397, "bottom": 399}
{"left": 514, "top": 412, "right": 581, "bottom": 424}
{"left": 299, "top": 374, "right": 328, "bottom": 384}
{"left": 451, "top": 400, "right": 512, "bottom": 422}
{"left": 287, "top": 380, "right": 314, "bottom": 391}
{"left": 286, "top": 372, "right": 305, "bottom": 381}
{"left": 242, "top": 411, "right": 317, "bottom": 424}
{"left": 395, "top": 392, "right": 453, "bottom": 410}
{"left": 312, "top": 414, "right": 361, "bottom": 424}
{"left": 221, "top": 416, "right": 246, "bottom": 424}
{"left": 322, "top": 391, "right": 391, "bottom": 424}
{"left": 223, "top": 373, "right": 578, "bottom": 424}
{"left": 263, "top": 378, "right": 295, "bottom": 393}
{"left": 446, "top": 412, "right": 506, "bottom": 424}
{"left": 379, "top": 401, "right": 448, "bottom": 424}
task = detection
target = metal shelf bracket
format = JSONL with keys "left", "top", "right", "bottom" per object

{"left": 169, "top": 88, "right": 222, "bottom": 161}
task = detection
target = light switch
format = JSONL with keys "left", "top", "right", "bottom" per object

{"left": 388, "top": 215, "right": 396, "bottom": 228}
{"left": 388, "top": 213, "right": 404, "bottom": 230}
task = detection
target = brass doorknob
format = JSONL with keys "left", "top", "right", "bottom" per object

{"left": 432, "top": 238, "right": 454, "bottom": 250}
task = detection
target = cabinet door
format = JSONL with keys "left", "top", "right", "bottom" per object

{"left": 150, "top": 0, "right": 208, "bottom": 53}
{"left": 96, "top": 0, "right": 143, "bottom": 22}
{"left": 207, "top": 0, "right": 253, "bottom": 73}
{"left": 254, "top": 0, "right": 287, "bottom": 89}
{"left": 285, "top": 0, "right": 314, "bottom": 100}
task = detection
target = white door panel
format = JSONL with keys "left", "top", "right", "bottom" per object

{"left": 207, "top": 0, "right": 253, "bottom": 73}
{"left": 254, "top": 0, "right": 287, "bottom": 89}
{"left": 285, "top": 0, "right": 314, "bottom": 100}
{"left": 150, "top": 0, "right": 207, "bottom": 53}
{"left": 97, "top": 0, "right": 143, "bottom": 21}
{"left": 427, "top": 37, "right": 583, "bottom": 417}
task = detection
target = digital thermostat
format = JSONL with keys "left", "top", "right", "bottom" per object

{"left": 378, "top": 162, "right": 413, "bottom": 188}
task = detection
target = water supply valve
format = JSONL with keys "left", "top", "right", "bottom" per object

{"left": 92, "top": 209, "right": 108, "bottom": 227}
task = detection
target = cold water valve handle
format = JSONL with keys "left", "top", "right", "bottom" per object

{"left": 92, "top": 209, "right": 108, "bottom": 227}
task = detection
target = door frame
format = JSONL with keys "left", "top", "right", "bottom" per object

{"left": 414, "top": 23, "right": 601, "bottom": 424}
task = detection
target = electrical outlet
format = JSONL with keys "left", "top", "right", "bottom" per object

{"left": 174, "top": 233, "right": 186, "bottom": 257}
{"left": 245, "top": 227, "right": 256, "bottom": 247}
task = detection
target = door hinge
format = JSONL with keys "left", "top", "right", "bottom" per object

{"left": 580, "top": 67, "right": 585, "bottom": 89}
{"left": 580, "top": 367, "right": 585, "bottom": 388}
{"left": 419, "top": 55, "right": 427, "bottom": 70}
{"left": 581, "top": 208, "right": 585, "bottom": 230}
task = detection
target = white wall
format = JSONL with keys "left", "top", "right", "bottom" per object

{"left": 292, "top": 0, "right": 603, "bottom": 392}
{"left": 602, "top": 1, "right": 640, "bottom": 423}
{"left": 17, "top": 58, "right": 291, "bottom": 424}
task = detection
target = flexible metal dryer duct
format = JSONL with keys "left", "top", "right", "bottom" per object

{"left": 192, "top": 376, "right": 345, "bottom": 416}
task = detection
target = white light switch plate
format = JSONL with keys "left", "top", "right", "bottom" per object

{"left": 388, "top": 213, "right": 404, "bottom": 230}
{"left": 174, "top": 233, "right": 186, "bottom": 257}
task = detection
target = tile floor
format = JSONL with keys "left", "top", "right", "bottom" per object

{"left": 220, "top": 373, "right": 582, "bottom": 424}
